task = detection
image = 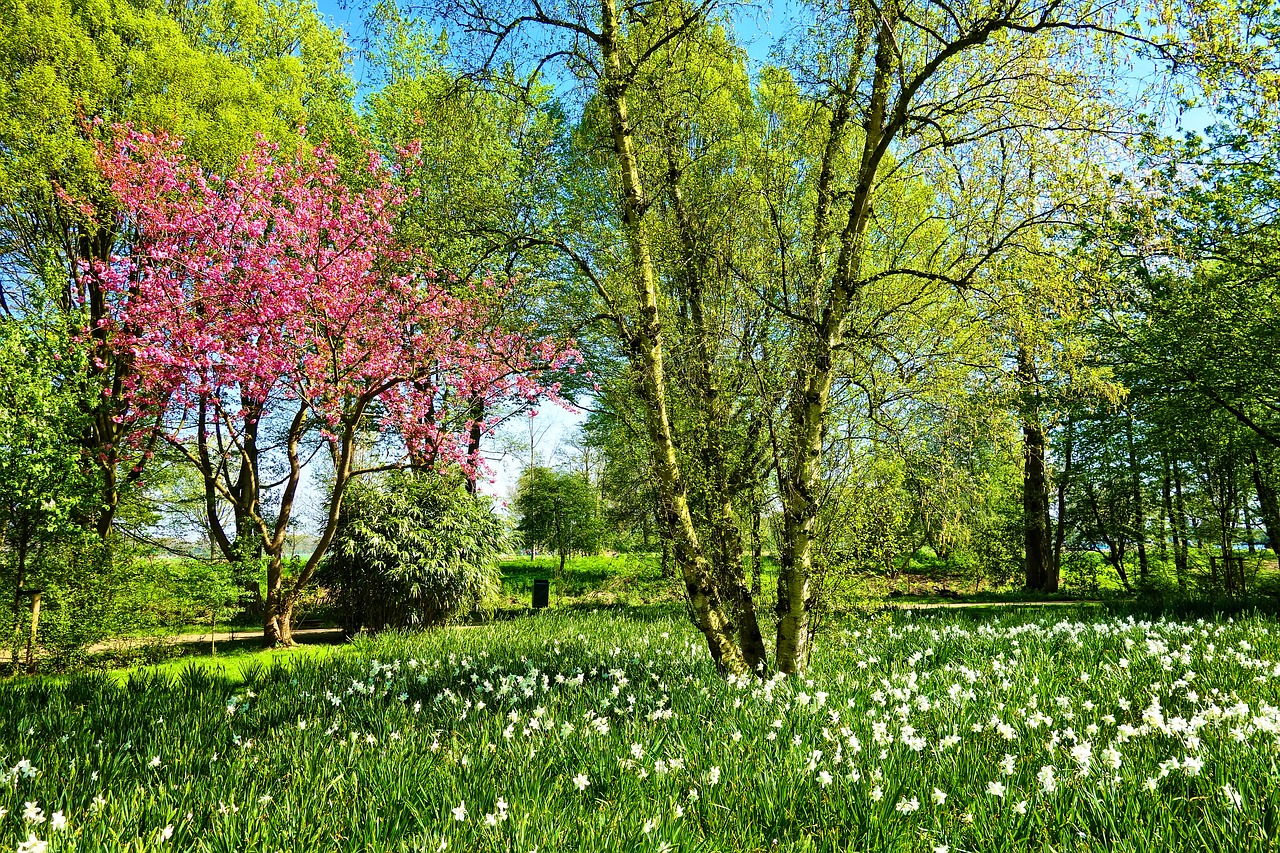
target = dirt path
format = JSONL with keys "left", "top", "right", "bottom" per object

{"left": 86, "top": 626, "right": 345, "bottom": 653}
{"left": 0, "top": 627, "right": 344, "bottom": 664}
{"left": 889, "top": 599, "right": 1098, "bottom": 610}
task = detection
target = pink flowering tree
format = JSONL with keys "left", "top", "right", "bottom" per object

{"left": 92, "top": 128, "right": 577, "bottom": 645}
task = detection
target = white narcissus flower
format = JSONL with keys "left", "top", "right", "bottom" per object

{"left": 158, "top": 825, "right": 174, "bottom": 843}
{"left": 986, "top": 781, "right": 1006, "bottom": 798}
{"left": 931, "top": 788, "right": 947, "bottom": 805}
{"left": 23, "top": 802, "right": 45, "bottom": 824}
{"left": 49, "top": 812, "right": 67, "bottom": 831}
{"left": 573, "top": 773, "right": 590, "bottom": 791}
{"left": 1038, "top": 765, "right": 1057, "bottom": 794}
{"left": 16, "top": 834, "right": 48, "bottom": 853}
{"left": 1222, "top": 785, "right": 1243, "bottom": 810}
{"left": 818, "top": 770, "right": 833, "bottom": 787}
{"left": 452, "top": 801, "right": 467, "bottom": 822}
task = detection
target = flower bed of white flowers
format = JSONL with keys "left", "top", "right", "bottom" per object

{"left": 2, "top": 605, "right": 1278, "bottom": 852}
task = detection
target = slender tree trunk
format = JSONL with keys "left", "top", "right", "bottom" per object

{"left": 465, "top": 398, "right": 484, "bottom": 495}
{"left": 1018, "top": 347, "right": 1050, "bottom": 591}
{"left": 1173, "top": 460, "right": 1190, "bottom": 589}
{"left": 776, "top": 21, "right": 893, "bottom": 676}
{"left": 1160, "top": 452, "right": 1173, "bottom": 566}
{"left": 1050, "top": 417, "right": 1074, "bottom": 592}
{"left": 593, "top": 2, "right": 752, "bottom": 675}
{"left": 1251, "top": 450, "right": 1280, "bottom": 559}
{"left": 1243, "top": 504, "right": 1257, "bottom": 554}
{"left": 1125, "top": 413, "right": 1148, "bottom": 586}
{"left": 750, "top": 506, "right": 763, "bottom": 599}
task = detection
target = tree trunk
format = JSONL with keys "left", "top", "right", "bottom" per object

{"left": 465, "top": 398, "right": 484, "bottom": 495}
{"left": 1050, "top": 417, "right": 1073, "bottom": 592}
{"left": 263, "top": 553, "right": 289, "bottom": 647}
{"left": 776, "top": 21, "right": 894, "bottom": 676}
{"left": 596, "top": 0, "right": 753, "bottom": 676}
{"left": 1172, "top": 460, "right": 1190, "bottom": 589}
{"left": 1018, "top": 347, "right": 1050, "bottom": 591}
{"left": 750, "top": 506, "right": 763, "bottom": 599}
{"left": 1243, "top": 503, "right": 1257, "bottom": 554}
{"left": 1251, "top": 450, "right": 1280, "bottom": 560}
{"left": 1159, "top": 452, "right": 1173, "bottom": 566}
{"left": 1124, "top": 413, "right": 1148, "bottom": 586}
{"left": 665, "top": 153, "right": 768, "bottom": 674}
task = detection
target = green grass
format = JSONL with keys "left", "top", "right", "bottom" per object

{"left": 3, "top": 604, "right": 1280, "bottom": 851}
{"left": 496, "top": 553, "right": 680, "bottom": 606}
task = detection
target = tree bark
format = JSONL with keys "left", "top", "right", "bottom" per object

{"left": 1125, "top": 412, "right": 1148, "bottom": 585}
{"left": 1050, "top": 416, "right": 1073, "bottom": 592}
{"left": 595, "top": 0, "right": 754, "bottom": 675}
{"left": 1018, "top": 347, "right": 1050, "bottom": 591}
{"left": 1251, "top": 449, "right": 1280, "bottom": 560}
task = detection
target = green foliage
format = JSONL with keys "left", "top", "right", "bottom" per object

{"left": 0, "top": 306, "right": 96, "bottom": 550}
{"left": 513, "top": 467, "right": 604, "bottom": 576}
{"left": 323, "top": 472, "right": 507, "bottom": 635}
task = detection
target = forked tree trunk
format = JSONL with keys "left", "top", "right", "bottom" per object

{"left": 597, "top": 0, "right": 755, "bottom": 676}
{"left": 776, "top": 21, "right": 894, "bottom": 676}
{"left": 666, "top": 155, "right": 768, "bottom": 673}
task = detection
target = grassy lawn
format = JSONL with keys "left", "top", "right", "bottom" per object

{"left": 3, "top": 604, "right": 1279, "bottom": 851}
{"left": 496, "top": 553, "right": 682, "bottom": 608}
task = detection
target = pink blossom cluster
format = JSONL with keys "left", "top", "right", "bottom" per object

{"left": 90, "top": 126, "right": 577, "bottom": 477}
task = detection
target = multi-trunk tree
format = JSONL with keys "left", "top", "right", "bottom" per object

{"left": 91, "top": 128, "right": 575, "bottom": 644}
{"left": 418, "top": 0, "right": 1189, "bottom": 674}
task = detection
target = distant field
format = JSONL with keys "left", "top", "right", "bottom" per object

{"left": 3, "top": 605, "right": 1280, "bottom": 851}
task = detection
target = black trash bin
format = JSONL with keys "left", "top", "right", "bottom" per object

{"left": 532, "top": 578, "right": 550, "bottom": 609}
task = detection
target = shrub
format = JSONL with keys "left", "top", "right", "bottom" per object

{"left": 322, "top": 471, "right": 507, "bottom": 636}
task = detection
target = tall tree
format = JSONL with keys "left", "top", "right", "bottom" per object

{"left": 94, "top": 129, "right": 575, "bottom": 644}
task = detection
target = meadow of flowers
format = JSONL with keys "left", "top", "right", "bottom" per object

{"left": 2, "top": 605, "right": 1278, "bottom": 852}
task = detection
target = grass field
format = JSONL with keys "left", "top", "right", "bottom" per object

{"left": 3, "top": 603, "right": 1280, "bottom": 851}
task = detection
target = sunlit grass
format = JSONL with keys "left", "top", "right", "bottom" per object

{"left": 3, "top": 605, "right": 1279, "bottom": 851}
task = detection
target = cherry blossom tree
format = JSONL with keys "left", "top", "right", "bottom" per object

{"left": 91, "top": 127, "right": 577, "bottom": 645}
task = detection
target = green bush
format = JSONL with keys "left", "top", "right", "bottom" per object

{"left": 322, "top": 471, "right": 507, "bottom": 636}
